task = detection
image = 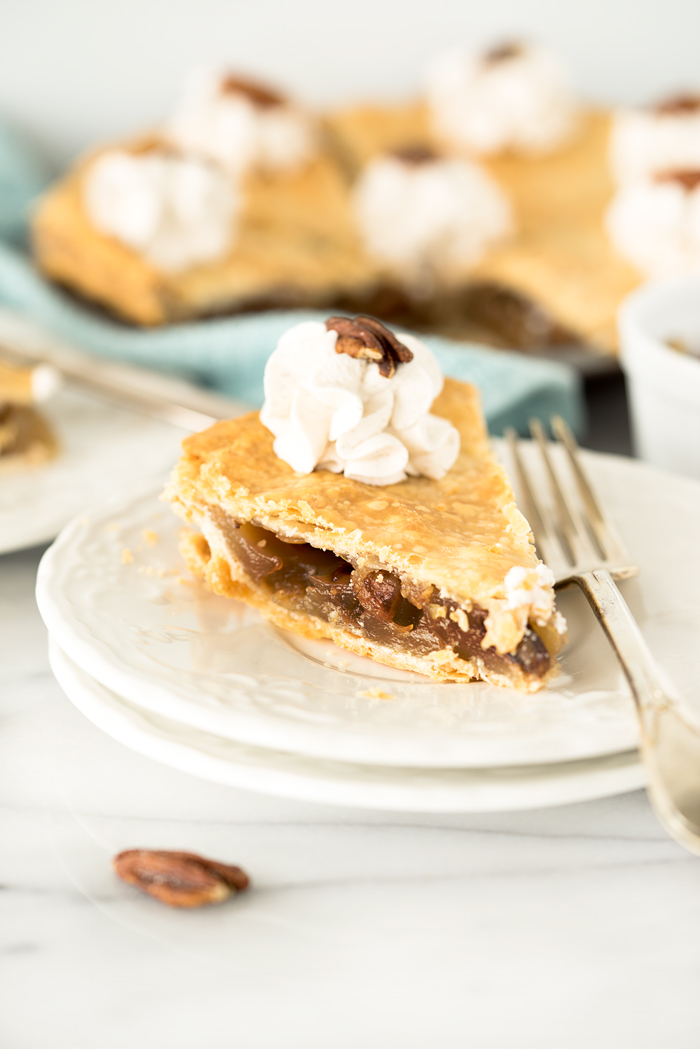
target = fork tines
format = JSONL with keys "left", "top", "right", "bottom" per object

{"left": 504, "top": 417, "right": 637, "bottom": 584}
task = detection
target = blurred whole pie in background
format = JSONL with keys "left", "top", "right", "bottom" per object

{"left": 29, "top": 45, "right": 700, "bottom": 362}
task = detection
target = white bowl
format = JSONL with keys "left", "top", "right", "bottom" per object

{"left": 618, "top": 274, "right": 700, "bottom": 479}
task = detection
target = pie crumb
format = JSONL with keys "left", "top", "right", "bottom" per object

{"left": 121, "top": 548, "right": 134, "bottom": 564}
{"left": 360, "top": 687, "right": 394, "bottom": 700}
{"left": 143, "top": 528, "right": 159, "bottom": 546}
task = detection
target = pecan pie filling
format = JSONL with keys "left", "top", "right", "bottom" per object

{"left": 214, "top": 513, "right": 552, "bottom": 680}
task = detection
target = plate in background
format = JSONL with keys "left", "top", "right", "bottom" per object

{"left": 0, "top": 386, "right": 186, "bottom": 554}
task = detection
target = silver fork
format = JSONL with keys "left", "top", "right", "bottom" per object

{"left": 505, "top": 416, "right": 700, "bottom": 857}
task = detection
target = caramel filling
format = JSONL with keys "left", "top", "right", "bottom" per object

{"left": 214, "top": 514, "right": 552, "bottom": 681}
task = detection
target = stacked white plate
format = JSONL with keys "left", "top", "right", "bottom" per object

{"left": 36, "top": 448, "right": 700, "bottom": 813}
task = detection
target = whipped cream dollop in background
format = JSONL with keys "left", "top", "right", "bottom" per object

{"left": 606, "top": 174, "right": 700, "bottom": 277}
{"left": 84, "top": 147, "right": 239, "bottom": 272}
{"left": 260, "top": 321, "right": 460, "bottom": 486}
{"left": 165, "top": 67, "right": 317, "bottom": 176}
{"left": 425, "top": 42, "right": 576, "bottom": 156}
{"left": 353, "top": 153, "right": 513, "bottom": 283}
{"left": 609, "top": 100, "right": 700, "bottom": 184}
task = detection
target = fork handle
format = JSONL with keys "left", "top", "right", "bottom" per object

{"left": 574, "top": 569, "right": 700, "bottom": 856}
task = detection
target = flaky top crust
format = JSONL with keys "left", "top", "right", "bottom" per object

{"left": 170, "top": 377, "right": 540, "bottom": 609}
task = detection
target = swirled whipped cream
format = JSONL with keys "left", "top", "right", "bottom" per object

{"left": 84, "top": 146, "right": 239, "bottom": 272}
{"left": 610, "top": 95, "right": 700, "bottom": 184}
{"left": 164, "top": 67, "right": 317, "bottom": 176}
{"left": 260, "top": 317, "right": 460, "bottom": 486}
{"left": 425, "top": 41, "right": 576, "bottom": 155}
{"left": 353, "top": 147, "right": 513, "bottom": 284}
{"left": 605, "top": 171, "right": 700, "bottom": 277}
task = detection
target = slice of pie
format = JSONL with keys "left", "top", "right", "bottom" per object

{"left": 0, "top": 360, "right": 59, "bottom": 468}
{"left": 32, "top": 139, "right": 376, "bottom": 327}
{"left": 169, "top": 325, "right": 566, "bottom": 692}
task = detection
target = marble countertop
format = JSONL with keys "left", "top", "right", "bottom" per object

{"left": 4, "top": 539, "right": 700, "bottom": 1049}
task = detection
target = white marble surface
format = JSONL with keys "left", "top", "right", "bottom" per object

{"left": 3, "top": 542, "right": 700, "bottom": 1049}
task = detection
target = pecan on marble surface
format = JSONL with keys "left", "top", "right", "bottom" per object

{"left": 113, "top": 849, "right": 250, "bottom": 908}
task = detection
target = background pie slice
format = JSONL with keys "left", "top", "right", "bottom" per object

{"left": 32, "top": 139, "right": 376, "bottom": 327}
{"left": 0, "top": 360, "right": 57, "bottom": 467}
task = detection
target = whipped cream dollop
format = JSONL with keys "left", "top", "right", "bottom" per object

{"left": 425, "top": 41, "right": 576, "bottom": 155}
{"left": 164, "top": 67, "right": 317, "bottom": 176}
{"left": 260, "top": 319, "right": 460, "bottom": 486}
{"left": 84, "top": 147, "right": 239, "bottom": 272}
{"left": 610, "top": 95, "right": 700, "bottom": 184}
{"left": 353, "top": 149, "right": 513, "bottom": 283}
{"left": 605, "top": 171, "right": 700, "bottom": 277}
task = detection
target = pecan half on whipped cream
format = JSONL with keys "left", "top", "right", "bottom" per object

{"left": 326, "top": 315, "right": 414, "bottom": 379}
{"left": 391, "top": 145, "right": 439, "bottom": 165}
{"left": 220, "top": 74, "right": 286, "bottom": 108}
{"left": 655, "top": 169, "right": 700, "bottom": 191}
{"left": 654, "top": 94, "right": 700, "bottom": 116}
{"left": 482, "top": 40, "right": 524, "bottom": 64}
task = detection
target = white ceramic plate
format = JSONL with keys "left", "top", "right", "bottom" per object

{"left": 0, "top": 386, "right": 186, "bottom": 554}
{"left": 36, "top": 448, "right": 700, "bottom": 770}
{"left": 49, "top": 639, "right": 644, "bottom": 812}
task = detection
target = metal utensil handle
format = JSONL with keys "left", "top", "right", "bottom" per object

{"left": 575, "top": 568, "right": 700, "bottom": 856}
{"left": 0, "top": 308, "right": 247, "bottom": 431}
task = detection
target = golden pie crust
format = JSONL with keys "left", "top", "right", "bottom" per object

{"left": 32, "top": 139, "right": 376, "bottom": 327}
{"left": 170, "top": 377, "right": 565, "bottom": 691}
{"left": 325, "top": 103, "right": 640, "bottom": 353}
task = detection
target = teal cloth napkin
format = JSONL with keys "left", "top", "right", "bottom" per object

{"left": 0, "top": 118, "right": 584, "bottom": 435}
{"left": 0, "top": 120, "right": 53, "bottom": 243}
